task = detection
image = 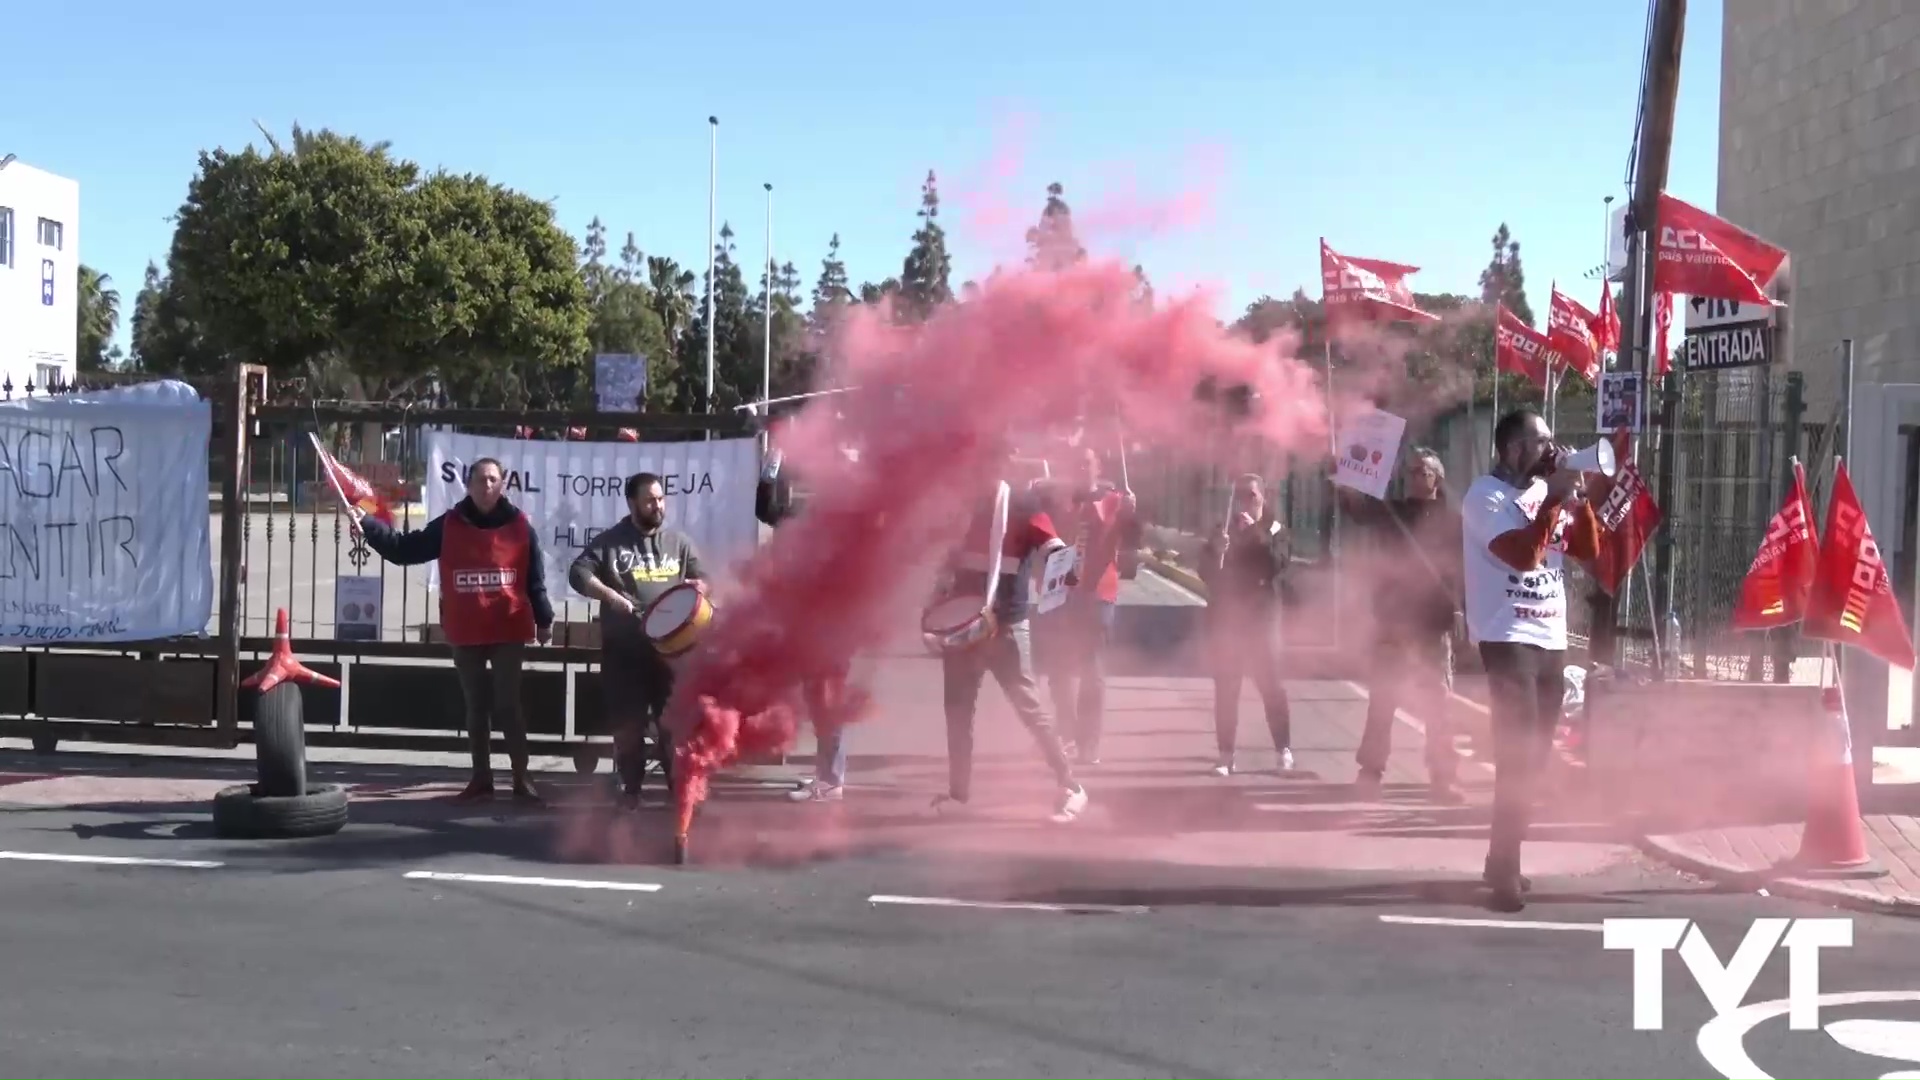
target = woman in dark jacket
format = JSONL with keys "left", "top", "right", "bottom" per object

{"left": 1337, "top": 447, "right": 1463, "bottom": 803}
{"left": 1198, "top": 473, "right": 1294, "bottom": 776}
{"left": 360, "top": 458, "right": 554, "bottom": 803}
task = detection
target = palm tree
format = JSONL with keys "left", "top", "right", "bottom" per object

{"left": 77, "top": 264, "right": 120, "bottom": 372}
{"left": 647, "top": 256, "right": 696, "bottom": 349}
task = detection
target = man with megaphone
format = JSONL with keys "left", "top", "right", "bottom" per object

{"left": 1460, "top": 408, "right": 1604, "bottom": 914}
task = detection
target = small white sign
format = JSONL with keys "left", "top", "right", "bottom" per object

{"left": 1035, "top": 546, "right": 1079, "bottom": 615}
{"left": 335, "top": 575, "right": 382, "bottom": 642}
{"left": 1330, "top": 409, "right": 1407, "bottom": 500}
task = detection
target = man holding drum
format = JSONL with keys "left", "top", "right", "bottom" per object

{"left": 568, "top": 471, "right": 708, "bottom": 809}
{"left": 925, "top": 466, "right": 1089, "bottom": 824}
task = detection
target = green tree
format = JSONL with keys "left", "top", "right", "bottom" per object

{"left": 897, "top": 170, "right": 953, "bottom": 322}
{"left": 676, "top": 222, "right": 753, "bottom": 410}
{"left": 810, "top": 233, "right": 851, "bottom": 318}
{"left": 1026, "top": 182, "right": 1087, "bottom": 271}
{"left": 128, "top": 261, "right": 210, "bottom": 375}
{"left": 76, "top": 265, "right": 121, "bottom": 372}
{"left": 162, "top": 125, "right": 590, "bottom": 405}
{"left": 577, "top": 220, "right": 671, "bottom": 410}
{"left": 1475, "top": 222, "right": 1538, "bottom": 405}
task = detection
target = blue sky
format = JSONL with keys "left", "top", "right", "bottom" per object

{"left": 7, "top": 0, "right": 1722, "bottom": 353}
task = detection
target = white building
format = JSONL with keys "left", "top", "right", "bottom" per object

{"left": 0, "top": 158, "right": 80, "bottom": 396}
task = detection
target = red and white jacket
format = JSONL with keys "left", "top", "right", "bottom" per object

{"left": 946, "top": 486, "right": 1063, "bottom": 620}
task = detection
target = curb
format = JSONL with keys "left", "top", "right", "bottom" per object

{"left": 1143, "top": 554, "right": 1207, "bottom": 598}
{"left": 1636, "top": 832, "right": 1920, "bottom": 918}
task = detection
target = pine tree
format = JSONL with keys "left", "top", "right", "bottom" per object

{"left": 1026, "top": 182, "right": 1087, "bottom": 271}
{"left": 898, "top": 170, "right": 954, "bottom": 322}
{"left": 1478, "top": 223, "right": 1532, "bottom": 324}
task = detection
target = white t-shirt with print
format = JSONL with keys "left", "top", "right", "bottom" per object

{"left": 1461, "top": 473, "right": 1574, "bottom": 650}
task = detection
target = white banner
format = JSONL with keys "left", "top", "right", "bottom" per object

{"left": 0, "top": 381, "right": 214, "bottom": 643}
{"left": 1331, "top": 408, "right": 1408, "bottom": 500}
{"left": 423, "top": 432, "right": 760, "bottom": 600}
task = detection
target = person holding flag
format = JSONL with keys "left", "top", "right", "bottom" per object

{"left": 353, "top": 456, "right": 556, "bottom": 804}
{"left": 1044, "top": 445, "right": 1140, "bottom": 768}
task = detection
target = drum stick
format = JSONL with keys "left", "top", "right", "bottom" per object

{"left": 979, "top": 481, "right": 1011, "bottom": 613}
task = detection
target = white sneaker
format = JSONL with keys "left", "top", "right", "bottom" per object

{"left": 1050, "top": 785, "right": 1089, "bottom": 824}
{"left": 1279, "top": 748, "right": 1296, "bottom": 774}
{"left": 1210, "top": 756, "right": 1234, "bottom": 778}
{"left": 788, "top": 780, "right": 844, "bottom": 803}
{"left": 930, "top": 794, "right": 970, "bottom": 817}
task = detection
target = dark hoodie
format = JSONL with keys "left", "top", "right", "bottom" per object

{"left": 359, "top": 497, "right": 555, "bottom": 628}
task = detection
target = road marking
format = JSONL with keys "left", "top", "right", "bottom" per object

{"left": 868, "top": 894, "right": 1151, "bottom": 915}
{"left": 1377, "top": 914, "right": 1602, "bottom": 933}
{"left": 0, "top": 850, "right": 225, "bottom": 869}
{"left": 1142, "top": 566, "right": 1205, "bottom": 605}
{"left": 1697, "top": 990, "right": 1920, "bottom": 1080}
{"left": 403, "top": 871, "right": 662, "bottom": 892}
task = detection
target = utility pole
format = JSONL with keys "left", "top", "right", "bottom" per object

{"left": 1622, "top": 0, "right": 1688, "bottom": 678}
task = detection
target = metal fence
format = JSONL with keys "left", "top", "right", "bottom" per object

{"left": 1131, "top": 364, "right": 1846, "bottom": 681}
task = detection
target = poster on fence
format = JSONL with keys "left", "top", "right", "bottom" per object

{"left": 0, "top": 381, "right": 214, "bottom": 644}
{"left": 335, "top": 575, "right": 382, "bottom": 641}
{"left": 1330, "top": 408, "right": 1408, "bottom": 500}
{"left": 423, "top": 431, "right": 760, "bottom": 600}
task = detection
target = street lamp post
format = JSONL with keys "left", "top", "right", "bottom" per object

{"left": 705, "top": 117, "right": 718, "bottom": 416}
{"left": 763, "top": 182, "right": 773, "bottom": 417}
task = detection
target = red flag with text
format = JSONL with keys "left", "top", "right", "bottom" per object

{"left": 1730, "top": 459, "right": 1819, "bottom": 630}
{"left": 1803, "top": 461, "right": 1916, "bottom": 669}
{"left": 308, "top": 433, "right": 395, "bottom": 531}
{"left": 1547, "top": 286, "right": 1602, "bottom": 384}
{"left": 1494, "top": 303, "right": 1556, "bottom": 390}
{"left": 1589, "top": 441, "right": 1662, "bottom": 596}
{"left": 1320, "top": 240, "right": 1439, "bottom": 326}
{"left": 1653, "top": 292, "right": 1675, "bottom": 378}
{"left": 1653, "top": 193, "right": 1788, "bottom": 306}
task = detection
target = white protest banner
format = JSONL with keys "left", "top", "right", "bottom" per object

{"left": 1331, "top": 408, "right": 1408, "bottom": 500}
{"left": 0, "top": 381, "right": 214, "bottom": 643}
{"left": 423, "top": 432, "right": 760, "bottom": 599}
{"left": 1036, "top": 546, "right": 1079, "bottom": 615}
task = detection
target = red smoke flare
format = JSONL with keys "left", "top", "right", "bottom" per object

{"left": 660, "top": 257, "right": 1332, "bottom": 838}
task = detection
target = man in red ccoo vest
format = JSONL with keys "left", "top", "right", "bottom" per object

{"left": 360, "top": 457, "right": 555, "bottom": 803}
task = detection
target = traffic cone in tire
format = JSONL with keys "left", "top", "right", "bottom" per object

{"left": 243, "top": 609, "right": 340, "bottom": 693}
{"left": 1790, "top": 684, "right": 1887, "bottom": 879}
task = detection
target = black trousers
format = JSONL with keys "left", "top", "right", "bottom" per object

{"left": 1477, "top": 641, "right": 1566, "bottom": 877}
{"left": 1357, "top": 632, "right": 1457, "bottom": 783}
{"left": 942, "top": 620, "right": 1077, "bottom": 801}
{"left": 1210, "top": 613, "right": 1291, "bottom": 757}
{"left": 450, "top": 643, "right": 528, "bottom": 778}
{"left": 604, "top": 645, "right": 676, "bottom": 795}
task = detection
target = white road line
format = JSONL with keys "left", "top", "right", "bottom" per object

{"left": 0, "top": 851, "right": 225, "bottom": 869}
{"left": 1142, "top": 566, "right": 1206, "bottom": 605}
{"left": 1377, "top": 914, "right": 1602, "bottom": 933}
{"left": 868, "top": 894, "right": 1150, "bottom": 915}
{"left": 402, "top": 870, "right": 662, "bottom": 892}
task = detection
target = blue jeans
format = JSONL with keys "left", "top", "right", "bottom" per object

{"left": 802, "top": 664, "right": 852, "bottom": 788}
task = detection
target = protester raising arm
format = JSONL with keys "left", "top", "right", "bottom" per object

{"left": 359, "top": 513, "right": 444, "bottom": 566}
{"left": 1469, "top": 469, "right": 1598, "bottom": 572}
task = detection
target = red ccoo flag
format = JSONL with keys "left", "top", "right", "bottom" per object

{"left": 1493, "top": 303, "right": 1557, "bottom": 390}
{"left": 1730, "top": 459, "right": 1820, "bottom": 630}
{"left": 1594, "top": 280, "right": 1622, "bottom": 354}
{"left": 1653, "top": 192, "right": 1788, "bottom": 307}
{"left": 1587, "top": 434, "right": 1661, "bottom": 597}
{"left": 1547, "top": 285, "right": 1602, "bottom": 384}
{"left": 308, "top": 433, "right": 395, "bottom": 532}
{"left": 1319, "top": 240, "right": 1439, "bottom": 327}
{"left": 1803, "top": 460, "right": 1916, "bottom": 669}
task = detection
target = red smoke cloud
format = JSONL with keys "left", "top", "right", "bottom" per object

{"left": 661, "top": 253, "right": 1333, "bottom": 836}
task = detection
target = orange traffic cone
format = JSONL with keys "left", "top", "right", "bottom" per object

{"left": 241, "top": 609, "right": 341, "bottom": 693}
{"left": 1791, "top": 683, "right": 1887, "bottom": 879}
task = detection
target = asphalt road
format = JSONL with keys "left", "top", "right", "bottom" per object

{"left": 6, "top": 565, "right": 1920, "bottom": 1078}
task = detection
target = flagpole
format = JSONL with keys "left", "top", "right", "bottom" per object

{"left": 705, "top": 115, "right": 718, "bottom": 417}
{"left": 1325, "top": 335, "right": 1343, "bottom": 649}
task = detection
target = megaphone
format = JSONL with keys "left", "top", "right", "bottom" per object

{"left": 1556, "top": 440, "right": 1617, "bottom": 478}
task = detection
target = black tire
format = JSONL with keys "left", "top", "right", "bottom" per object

{"left": 211, "top": 782, "right": 349, "bottom": 840}
{"left": 29, "top": 733, "right": 57, "bottom": 756}
{"left": 572, "top": 746, "right": 600, "bottom": 775}
{"left": 252, "top": 683, "right": 307, "bottom": 798}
